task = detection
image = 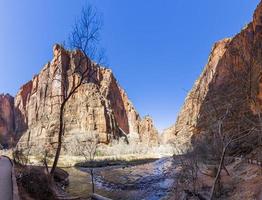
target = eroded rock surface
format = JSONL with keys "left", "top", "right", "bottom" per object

{"left": 0, "top": 45, "right": 158, "bottom": 151}
{"left": 163, "top": 1, "right": 262, "bottom": 153}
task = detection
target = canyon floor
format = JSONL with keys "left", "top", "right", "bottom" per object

{"left": 65, "top": 157, "right": 174, "bottom": 200}
{"left": 65, "top": 156, "right": 262, "bottom": 200}
{"left": 0, "top": 149, "right": 261, "bottom": 200}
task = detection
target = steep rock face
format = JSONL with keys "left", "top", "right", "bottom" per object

{"left": 163, "top": 1, "right": 262, "bottom": 152}
{"left": 162, "top": 39, "right": 231, "bottom": 148}
{"left": 0, "top": 94, "right": 15, "bottom": 147}
{"left": 139, "top": 116, "right": 159, "bottom": 146}
{"left": 161, "top": 127, "right": 175, "bottom": 145}
{"left": 15, "top": 45, "right": 158, "bottom": 150}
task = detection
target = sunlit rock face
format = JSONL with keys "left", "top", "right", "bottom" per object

{"left": 12, "top": 45, "right": 158, "bottom": 151}
{"left": 0, "top": 94, "right": 15, "bottom": 147}
{"left": 139, "top": 116, "right": 159, "bottom": 146}
{"left": 163, "top": 1, "right": 262, "bottom": 152}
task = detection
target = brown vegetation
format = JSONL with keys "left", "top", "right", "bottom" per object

{"left": 16, "top": 167, "right": 56, "bottom": 200}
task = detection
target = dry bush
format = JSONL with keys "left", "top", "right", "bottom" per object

{"left": 67, "top": 133, "right": 151, "bottom": 157}
{"left": 193, "top": 136, "right": 223, "bottom": 165}
{"left": 102, "top": 138, "right": 151, "bottom": 156}
{"left": 13, "top": 142, "right": 33, "bottom": 166}
{"left": 17, "top": 167, "right": 56, "bottom": 200}
{"left": 0, "top": 149, "right": 11, "bottom": 157}
{"left": 66, "top": 132, "right": 99, "bottom": 157}
{"left": 172, "top": 149, "right": 206, "bottom": 200}
{"left": 37, "top": 143, "right": 55, "bottom": 173}
{"left": 67, "top": 132, "right": 172, "bottom": 158}
{"left": 66, "top": 132, "right": 99, "bottom": 193}
{"left": 97, "top": 133, "right": 168, "bottom": 157}
{"left": 151, "top": 144, "right": 173, "bottom": 156}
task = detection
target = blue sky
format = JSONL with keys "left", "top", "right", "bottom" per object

{"left": 0, "top": 0, "right": 260, "bottom": 131}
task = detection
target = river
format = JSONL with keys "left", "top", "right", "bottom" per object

{"left": 65, "top": 157, "right": 176, "bottom": 200}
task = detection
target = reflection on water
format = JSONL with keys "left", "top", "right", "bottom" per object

{"left": 65, "top": 157, "right": 175, "bottom": 200}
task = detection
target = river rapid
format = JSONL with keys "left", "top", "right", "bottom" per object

{"left": 65, "top": 157, "right": 176, "bottom": 200}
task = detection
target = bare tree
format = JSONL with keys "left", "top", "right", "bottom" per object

{"left": 38, "top": 143, "right": 54, "bottom": 174}
{"left": 209, "top": 127, "right": 254, "bottom": 200}
{"left": 174, "top": 152, "right": 202, "bottom": 199}
{"left": 73, "top": 132, "right": 99, "bottom": 194}
{"left": 192, "top": 51, "right": 262, "bottom": 199}
{"left": 185, "top": 79, "right": 257, "bottom": 199}
{"left": 50, "top": 4, "right": 105, "bottom": 175}
{"left": 69, "top": 4, "right": 105, "bottom": 64}
{"left": 194, "top": 95, "right": 256, "bottom": 199}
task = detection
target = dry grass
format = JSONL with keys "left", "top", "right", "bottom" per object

{"left": 0, "top": 149, "right": 12, "bottom": 157}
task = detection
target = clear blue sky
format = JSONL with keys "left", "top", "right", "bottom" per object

{"left": 0, "top": 0, "right": 260, "bottom": 131}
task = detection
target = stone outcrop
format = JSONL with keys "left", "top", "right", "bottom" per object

{"left": 0, "top": 94, "right": 15, "bottom": 147}
{"left": 139, "top": 116, "right": 159, "bottom": 146}
{"left": 163, "top": 1, "right": 262, "bottom": 153}
{"left": 0, "top": 45, "right": 158, "bottom": 150}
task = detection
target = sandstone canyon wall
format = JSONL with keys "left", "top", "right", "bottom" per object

{"left": 162, "top": 38, "right": 232, "bottom": 149}
{"left": 163, "top": 1, "right": 262, "bottom": 153}
{"left": 0, "top": 94, "right": 15, "bottom": 147}
{"left": 0, "top": 45, "right": 158, "bottom": 150}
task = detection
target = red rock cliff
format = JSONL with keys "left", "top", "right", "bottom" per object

{"left": 0, "top": 94, "right": 15, "bottom": 147}
{"left": 13, "top": 45, "right": 158, "bottom": 150}
{"left": 163, "top": 1, "right": 262, "bottom": 152}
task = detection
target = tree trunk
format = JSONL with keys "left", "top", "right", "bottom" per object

{"left": 210, "top": 146, "right": 227, "bottom": 200}
{"left": 223, "top": 164, "right": 230, "bottom": 176}
{"left": 91, "top": 168, "right": 95, "bottom": 193}
{"left": 50, "top": 103, "right": 65, "bottom": 175}
{"left": 43, "top": 156, "right": 49, "bottom": 174}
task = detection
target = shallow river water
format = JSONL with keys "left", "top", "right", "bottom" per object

{"left": 65, "top": 157, "right": 176, "bottom": 200}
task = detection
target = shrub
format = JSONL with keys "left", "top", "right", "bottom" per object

{"left": 17, "top": 167, "right": 56, "bottom": 200}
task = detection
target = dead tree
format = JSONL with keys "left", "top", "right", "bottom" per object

{"left": 198, "top": 95, "right": 256, "bottom": 199}
{"left": 74, "top": 132, "right": 99, "bottom": 194}
{"left": 209, "top": 128, "right": 254, "bottom": 200}
{"left": 227, "top": 48, "right": 262, "bottom": 167}
{"left": 50, "top": 4, "right": 105, "bottom": 175}
{"left": 205, "top": 61, "right": 257, "bottom": 199}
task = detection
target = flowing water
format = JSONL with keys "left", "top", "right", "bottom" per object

{"left": 65, "top": 157, "right": 176, "bottom": 200}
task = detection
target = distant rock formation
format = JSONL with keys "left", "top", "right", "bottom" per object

{"left": 139, "top": 116, "right": 159, "bottom": 146}
{"left": 163, "top": 1, "right": 262, "bottom": 153}
{"left": 0, "top": 45, "right": 158, "bottom": 150}
{"left": 0, "top": 94, "right": 15, "bottom": 147}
